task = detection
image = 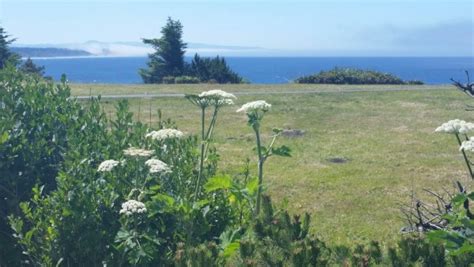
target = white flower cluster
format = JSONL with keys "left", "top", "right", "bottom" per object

{"left": 435, "top": 119, "right": 474, "bottom": 134}
{"left": 119, "top": 200, "right": 147, "bottom": 216}
{"left": 199, "top": 89, "right": 236, "bottom": 100}
{"left": 123, "top": 147, "right": 154, "bottom": 157}
{"left": 460, "top": 137, "right": 474, "bottom": 152}
{"left": 146, "top": 129, "right": 184, "bottom": 141}
{"left": 199, "top": 89, "right": 236, "bottom": 106}
{"left": 97, "top": 159, "right": 120, "bottom": 172}
{"left": 145, "top": 158, "right": 171, "bottom": 174}
{"left": 237, "top": 100, "right": 271, "bottom": 114}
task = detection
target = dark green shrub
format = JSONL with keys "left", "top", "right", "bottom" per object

{"left": 295, "top": 67, "right": 424, "bottom": 85}
{"left": 407, "top": 80, "right": 424, "bottom": 85}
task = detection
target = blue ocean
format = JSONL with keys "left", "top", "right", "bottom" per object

{"left": 32, "top": 57, "right": 473, "bottom": 84}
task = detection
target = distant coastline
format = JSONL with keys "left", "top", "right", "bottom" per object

{"left": 12, "top": 47, "right": 92, "bottom": 58}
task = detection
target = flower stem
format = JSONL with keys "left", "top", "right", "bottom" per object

{"left": 195, "top": 107, "right": 206, "bottom": 201}
{"left": 254, "top": 123, "right": 264, "bottom": 215}
{"left": 195, "top": 106, "right": 220, "bottom": 200}
{"left": 456, "top": 133, "right": 474, "bottom": 179}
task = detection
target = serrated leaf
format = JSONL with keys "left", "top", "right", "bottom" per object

{"left": 204, "top": 175, "right": 232, "bottom": 192}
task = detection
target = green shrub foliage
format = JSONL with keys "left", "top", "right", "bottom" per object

{"left": 0, "top": 67, "right": 79, "bottom": 264}
{"left": 295, "top": 67, "right": 424, "bottom": 85}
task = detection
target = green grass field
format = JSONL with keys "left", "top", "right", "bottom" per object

{"left": 71, "top": 83, "right": 474, "bottom": 246}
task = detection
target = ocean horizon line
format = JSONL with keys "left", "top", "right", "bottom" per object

{"left": 25, "top": 55, "right": 474, "bottom": 60}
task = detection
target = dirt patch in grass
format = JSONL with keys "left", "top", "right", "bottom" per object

{"left": 327, "top": 157, "right": 350, "bottom": 164}
{"left": 282, "top": 129, "right": 306, "bottom": 137}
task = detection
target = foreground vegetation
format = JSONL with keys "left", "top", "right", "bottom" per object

{"left": 1, "top": 67, "right": 473, "bottom": 265}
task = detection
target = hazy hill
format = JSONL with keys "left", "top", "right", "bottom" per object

{"left": 13, "top": 41, "right": 268, "bottom": 57}
{"left": 11, "top": 47, "right": 92, "bottom": 58}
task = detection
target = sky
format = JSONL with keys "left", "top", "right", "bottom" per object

{"left": 0, "top": 0, "right": 473, "bottom": 56}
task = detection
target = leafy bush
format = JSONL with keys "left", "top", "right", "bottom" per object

{"left": 0, "top": 67, "right": 80, "bottom": 265}
{"left": 295, "top": 67, "right": 424, "bottom": 85}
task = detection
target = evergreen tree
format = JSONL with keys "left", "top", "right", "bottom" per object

{"left": 0, "top": 26, "right": 20, "bottom": 69}
{"left": 140, "top": 17, "right": 187, "bottom": 83}
{"left": 19, "top": 58, "right": 45, "bottom": 77}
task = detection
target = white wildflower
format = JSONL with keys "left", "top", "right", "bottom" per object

{"left": 199, "top": 89, "right": 236, "bottom": 100}
{"left": 119, "top": 200, "right": 147, "bottom": 216}
{"left": 435, "top": 119, "right": 474, "bottom": 134}
{"left": 146, "top": 129, "right": 184, "bottom": 141}
{"left": 123, "top": 147, "right": 154, "bottom": 157}
{"left": 236, "top": 100, "right": 271, "bottom": 114}
{"left": 97, "top": 159, "right": 120, "bottom": 172}
{"left": 197, "top": 89, "right": 236, "bottom": 106}
{"left": 460, "top": 137, "right": 474, "bottom": 152}
{"left": 217, "top": 98, "right": 234, "bottom": 106}
{"left": 145, "top": 158, "right": 171, "bottom": 174}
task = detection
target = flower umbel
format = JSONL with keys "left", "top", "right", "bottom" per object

{"left": 145, "top": 158, "right": 171, "bottom": 174}
{"left": 187, "top": 89, "right": 236, "bottom": 108}
{"left": 198, "top": 89, "right": 236, "bottom": 100}
{"left": 97, "top": 159, "right": 120, "bottom": 172}
{"left": 119, "top": 200, "right": 147, "bottom": 216}
{"left": 435, "top": 119, "right": 474, "bottom": 134}
{"left": 460, "top": 137, "right": 474, "bottom": 152}
{"left": 146, "top": 129, "right": 184, "bottom": 141}
{"left": 123, "top": 147, "right": 154, "bottom": 157}
{"left": 237, "top": 100, "right": 271, "bottom": 114}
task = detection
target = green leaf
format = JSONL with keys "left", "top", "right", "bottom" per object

{"left": 460, "top": 218, "right": 474, "bottom": 231}
{"left": 427, "top": 230, "right": 465, "bottom": 250}
{"left": 450, "top": 242, "right": 474, "bottom": 256}
{"left": 151, "top": 193, "right": 175, "bottom": 207}
{"left": 452, "top": 194, "right": 467, "bottom": 207}
{"left": 223, "top": 242, "right": 240, "bottom": 258}
{"left": 0, "top": 131, "right": 8, "bottom": 145}
{"left": 246, "top": 177, "right": 259, "bottom": 195}
{"left": 467, "top": 192, "right": 474, "bottom": 200}
{"left": 204, "top": 175, "right": 232, "bottom": 192}
{"left": 272, "top": 145, "right": 291, "bottom": 157}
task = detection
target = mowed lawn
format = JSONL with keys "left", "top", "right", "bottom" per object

{"left": 71, "top": 83, "right": 474, "bottom": 245}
